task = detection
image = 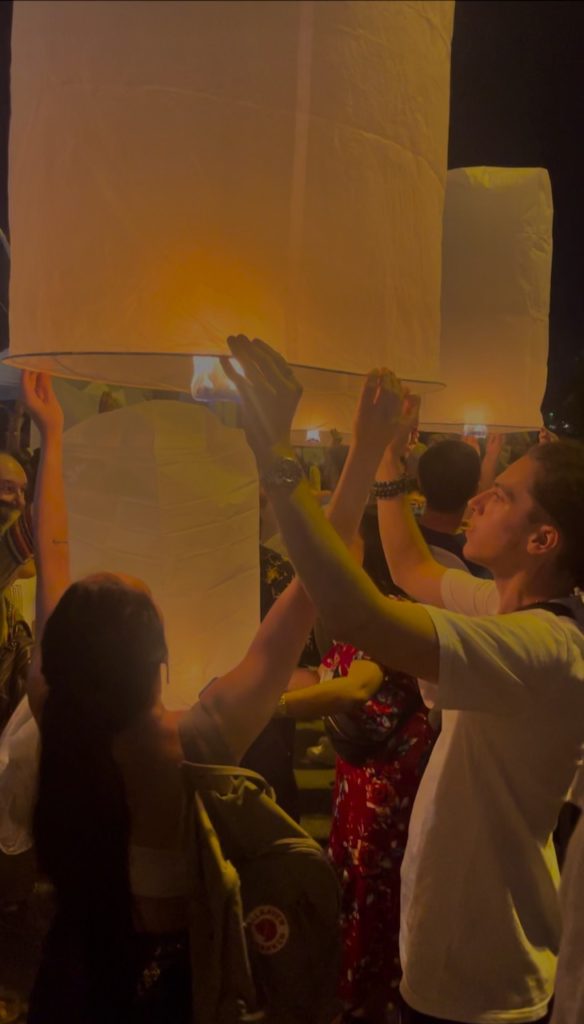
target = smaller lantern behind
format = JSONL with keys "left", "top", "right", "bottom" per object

{"left": 63, "top": 400, "right": 259, "bottom": 709}
{"left": 421, "top": 167, "right": 553, "bottom": 433}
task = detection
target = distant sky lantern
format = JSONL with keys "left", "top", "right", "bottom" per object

{"left": 421, "top": 167, "right": 553, "bottom": 433}
{"left": 7, "top": 0, "right": 453, "bottom": 389}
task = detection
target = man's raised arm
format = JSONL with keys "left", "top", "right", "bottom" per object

{"left": 375, "top": 416, "right": 447, "bottom": 606}
{"left": 221, "top": 337, "right": 440, "bottom": 683}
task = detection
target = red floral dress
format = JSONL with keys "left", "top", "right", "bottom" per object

{"left": 323, "top": 642, "right": 437, "bottom": 1020}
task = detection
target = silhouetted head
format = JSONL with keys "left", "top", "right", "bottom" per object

{"left": 41, "top": 572, "right": 168, "bottom": 735}
{"left": 418, "top": 440, "right": 481, "bottom": 514}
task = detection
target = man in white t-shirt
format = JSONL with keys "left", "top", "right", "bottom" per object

{"left": 370, "top": 410, "right": 584, "bottom": 1024}
{"left": 222, "top": 338, "right": 584, "bottom": 1024}
{"left": 549, "top": 763, "right": 584, "bottom": 1024}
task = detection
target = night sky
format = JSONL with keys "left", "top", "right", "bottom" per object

{"left": 0, "top": 1, "right": 583, "bottom": 427}
{"left": 448, "top": 1, "right": 584, "bottom": 428}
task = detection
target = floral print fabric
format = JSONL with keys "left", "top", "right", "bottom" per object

{"left": 324, "top": 643, "right": 437, "bottom": 1020}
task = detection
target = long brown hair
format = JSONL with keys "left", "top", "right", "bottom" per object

{"left": 34, "top": 573, "right": 168, "bottom": 1018}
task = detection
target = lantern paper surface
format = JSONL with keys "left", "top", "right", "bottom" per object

{"left": 63, "top": 401, "right": 259, "bottom": 708}
{"left": 292, "top": 365, "right": 444, "bottom": 440}
{"left": 421, "top": 167, "right": 553, "bottom": 432}
{"left": 8, "top": 0, "right": 453, "bottom": 389}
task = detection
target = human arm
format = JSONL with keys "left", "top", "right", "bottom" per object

{"left": 478, "top": 433, "right": 505, "bottom": 492}
{"left": 197, "top": 353, "right": 388, "bottom": 762}
{"left": 280, "top": 659, "right": 384, "bottom": 720}
{"left": 286, "top": 667, "right": 321, "bottom": 691}
{"left": 373, "top": 390, "right": 447, "bottom": 604}
{"left": 221, "top": 337, "right": 440, "bottom": 683}
{"left": 376, "top": 444, "right": 446, "bottom": 604}
{"left": 20, "top": 371, "right": 69, "bottom": 720}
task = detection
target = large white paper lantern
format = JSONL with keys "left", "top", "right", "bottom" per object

{"left": 7, "top": 0, "right": 453, "bottom": 389}
{"left": 421, "top": 167, "right": 553, "bottom": 432}
{"left": 63, "top": 401, "right": 259, "bottom": 708}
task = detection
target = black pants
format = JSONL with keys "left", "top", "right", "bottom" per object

{"left": 29, "top": 917, "right": 191, "bottom": 1024}
{"left": 402, "top": 1005, "right": 551, "bottom": 1024}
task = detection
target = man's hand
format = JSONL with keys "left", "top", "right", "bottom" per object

{"left": 21, "top": 371, "right": 64, "bottom": 438}
{"left": 221, "top": 336, "right": 302, "bottom": 467}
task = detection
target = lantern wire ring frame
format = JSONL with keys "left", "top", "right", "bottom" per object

{"left": 2, "top": 350, "right": 446, "bottom": 399}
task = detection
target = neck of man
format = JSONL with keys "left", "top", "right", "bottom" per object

{"left": 419, "top": 506, "right": 464, "bottom": 535}
{"left": 494, "top": 562, "right": 575, "bottom": 614}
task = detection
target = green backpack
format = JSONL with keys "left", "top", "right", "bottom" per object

{"left": 181, "top": 763, "right": 341, "bottom": 1024}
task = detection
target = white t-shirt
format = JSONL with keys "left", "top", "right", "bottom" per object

{"left": 400, "top": 570, "right": 584, "bottom": 1023}
{"left": 550, "top": 763, "right": 584, "bottom": 1024}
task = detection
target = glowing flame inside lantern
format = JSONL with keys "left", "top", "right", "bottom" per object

{"left": 305, "top": 429, "right": 321, "bottom": 443}
{"left": 191, "top": 356, "right": 244, "bottom": 403}
{"left": 463, "top": 423, "right": 487, "bottom": 439}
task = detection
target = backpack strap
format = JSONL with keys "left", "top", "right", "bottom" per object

{"left": 182, "top": 761, "right": 274, "bottom": 796}
{"left": 519, "top": 600, "right": 576, "bottom": 620}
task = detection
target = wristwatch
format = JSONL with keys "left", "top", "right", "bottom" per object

{"left": 261, "top": 456, "right": 304, "bottom": 493}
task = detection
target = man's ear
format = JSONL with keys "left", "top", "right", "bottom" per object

{"left": 527, "top": 521, "right": 561, "bottom": 557}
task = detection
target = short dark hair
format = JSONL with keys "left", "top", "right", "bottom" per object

{"left": 528, "top": 440, "right": 584, "bottom": 587}
{"left": 418, "top": 440, "right": 481, "bottom": 513}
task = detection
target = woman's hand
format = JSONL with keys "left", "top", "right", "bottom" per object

{"left": 353, "top": 369, "right": 420, "bottom": 463}
{"left": 344, "top": 658, "right": 384, "bottom": 703}
{"left": 21, "top": 371, "right": 64, "bottom": 438}
{"left": 220, "top": 335, "right": 303, "bottom": 467}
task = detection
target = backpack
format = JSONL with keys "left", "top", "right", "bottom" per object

{"left": 181, "top": 762, "right": 341, "bottom": 1024}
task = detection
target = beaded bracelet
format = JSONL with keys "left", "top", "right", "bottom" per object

{"left": 372, "top": 476, "right": 415, "bottom": 500}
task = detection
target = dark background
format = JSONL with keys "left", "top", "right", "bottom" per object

{"left": 0, "top": 0, "right": 582, "bottom": 427}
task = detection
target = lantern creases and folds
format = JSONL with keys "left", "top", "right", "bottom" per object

{"left": 8, "top": 0, "right": 453, "bottom": 389}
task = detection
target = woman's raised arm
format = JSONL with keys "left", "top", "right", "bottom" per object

{"left": 21, "top": 371, "right": 70, "bottom": 719}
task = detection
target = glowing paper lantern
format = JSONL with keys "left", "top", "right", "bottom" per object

{"left": 63, "top": 401, "right": 259, "bottom": 708}
{"left": 8, "top": 0, "right": 453, "bottom": 389}
{"left": 421, "top": 167, "right": 553, "bottom": 432}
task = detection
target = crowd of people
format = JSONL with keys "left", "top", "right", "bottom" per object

{"left": 0, "top": 339, "right": 582, "bottom": 1024}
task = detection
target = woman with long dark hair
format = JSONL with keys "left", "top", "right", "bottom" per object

{"left": 22, "top": 368, "right": 379, "bottom": 1022}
